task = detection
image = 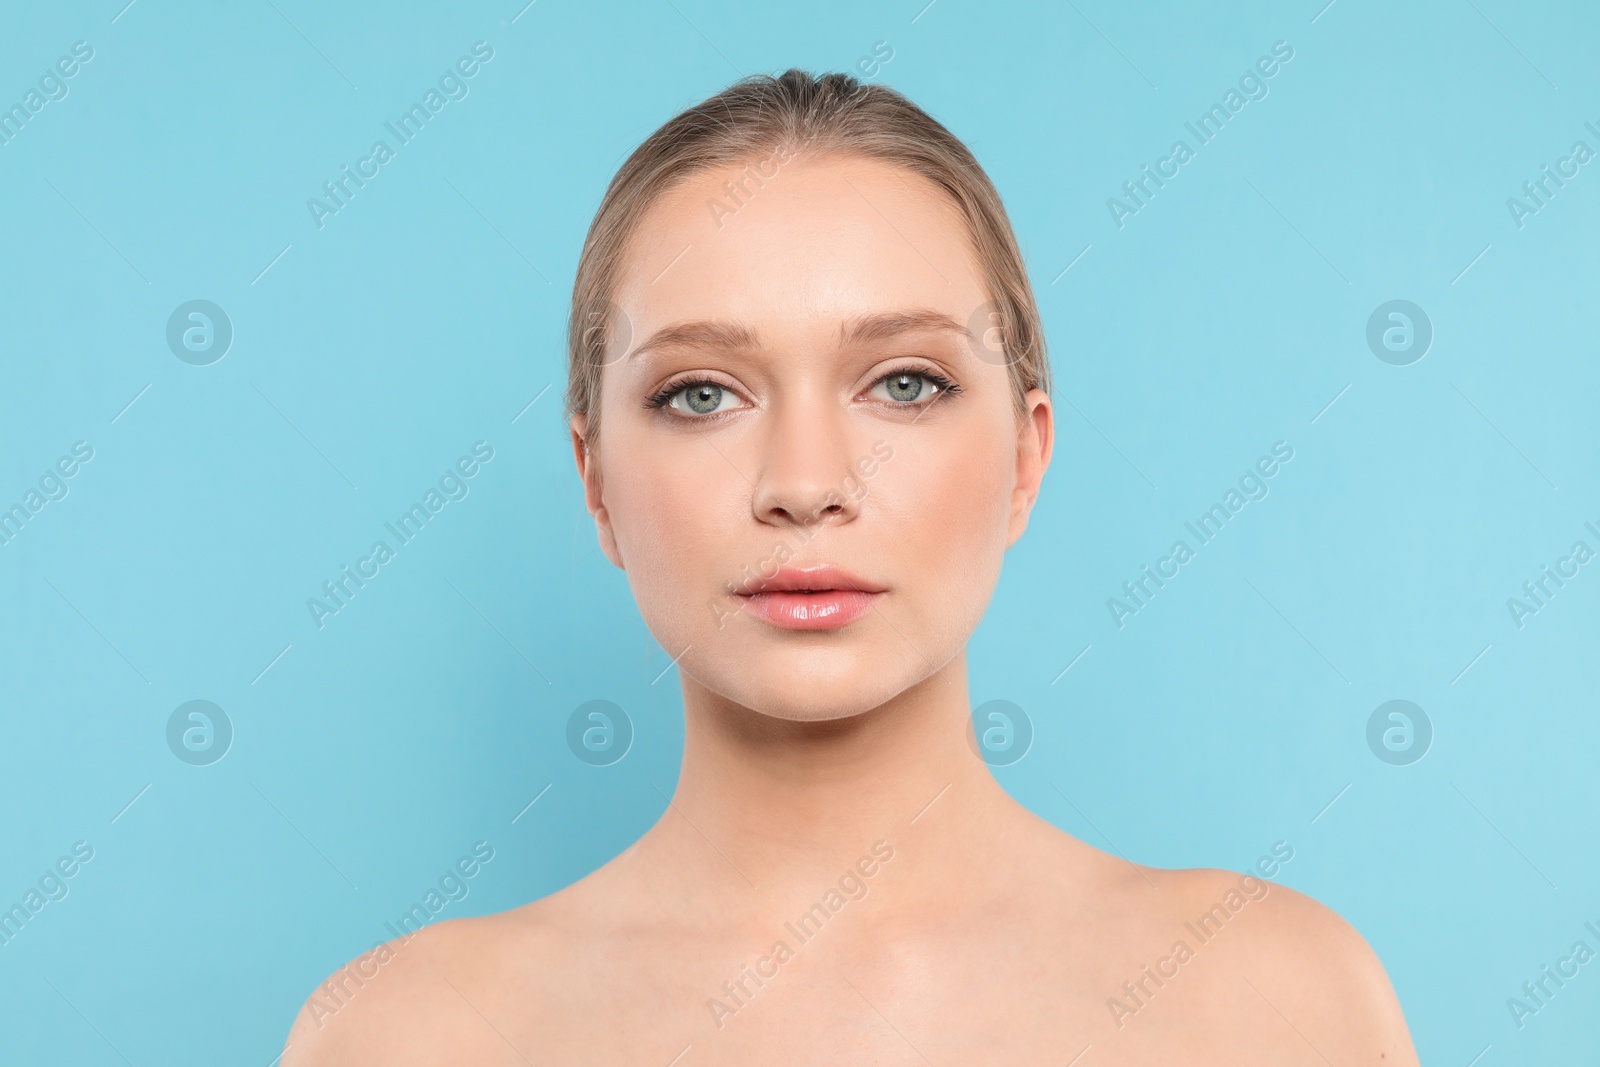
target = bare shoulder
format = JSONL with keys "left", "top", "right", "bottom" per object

{"left": 280, "top": 904, "right": 565, "bottom": 1067}
{"left": 1152, "top": 863, "right": 1420, "bottom": 1065}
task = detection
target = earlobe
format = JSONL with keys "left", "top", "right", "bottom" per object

{"left": 570, "top": 414, "right": 626, "bottom": 570}
{"left": 1006, "top": 389, "right": 1053, "bottom": 547}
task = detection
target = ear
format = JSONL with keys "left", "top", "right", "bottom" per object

{"left": 1006, "top": 388, "right": 1053, "bottom": 548}
{"left": 570, "top": 413, "right": 625, "bottom": 569}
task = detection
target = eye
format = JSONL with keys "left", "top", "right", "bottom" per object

{"left": 866, "top": 368, "right": 956, "bottom": 405}
{"left": 649, "top": 379, "right": 747, "bottom": 417}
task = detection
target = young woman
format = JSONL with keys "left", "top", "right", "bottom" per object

{"left": 286, "top": 70, "right": 1419, "bottom": 1065}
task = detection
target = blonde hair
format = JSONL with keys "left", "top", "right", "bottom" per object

{"left": 566, "top": 68, "right": 1049, "bottom": 442}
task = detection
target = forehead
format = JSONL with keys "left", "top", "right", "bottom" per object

{"left": 611, "top": 153, "right": 989, "bottom": 345}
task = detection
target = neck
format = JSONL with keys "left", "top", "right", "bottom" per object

{"left": 634, "top": 652, "right": 1029, "bottom": 913}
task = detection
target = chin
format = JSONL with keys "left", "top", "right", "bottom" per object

{"left": 682, "top": 622, "right": 957, "bottom": 723}
{"left": 635, "top": 579, "right": 983, "bottom": 721}
{"left": 700, "top": 668, "right": 917, "bottom": 722}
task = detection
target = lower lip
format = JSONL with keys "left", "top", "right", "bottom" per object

{"left": 739, "top": 590, "right": 884, "bottom": 630}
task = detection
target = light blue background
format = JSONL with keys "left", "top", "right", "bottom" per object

{"left": 2, "top": 0, "right": 1596, "bottom": 1062}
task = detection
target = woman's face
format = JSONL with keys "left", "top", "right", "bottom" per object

{"left": 573, "top": 152, "right": 1052, "bottom": 722}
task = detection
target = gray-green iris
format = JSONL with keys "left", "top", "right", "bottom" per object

{"left": 685, "top": 384, "right": 722, "bottom": 414}
{"left": 886, "top": 373, "right": 924, "bottom": 402}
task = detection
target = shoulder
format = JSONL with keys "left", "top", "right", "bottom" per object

{"left": 279, "top": 907, "right": 558, "bottom": 1067}
{"left": 277, "top": 843, "right": 654, "bottom": 1065}
{"left": 1153, "top": 864, "right": 1420, "bottom": 1064}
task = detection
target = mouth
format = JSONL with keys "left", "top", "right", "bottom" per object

{"left": 735, "top": 565, "right": 887, "bottom": 631}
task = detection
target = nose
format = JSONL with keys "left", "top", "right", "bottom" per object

{"left": 750, "top": 399, "right": 862, "bottom": 531}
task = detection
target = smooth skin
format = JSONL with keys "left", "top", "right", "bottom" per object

{"left": 284, "top": 153, "right": 1420, "bottom": 1065}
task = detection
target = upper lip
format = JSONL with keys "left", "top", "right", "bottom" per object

{"left": 738, "top": 565, "right": 887, "bottom": 596}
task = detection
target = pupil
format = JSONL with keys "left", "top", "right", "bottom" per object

{"left": 888, "top": 374, "right": 923, "bottom": 402}
{"left": 686, "top": 384, "right": 722, "bottom": 414}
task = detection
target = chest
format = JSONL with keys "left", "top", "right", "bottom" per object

{"left": 497, "top": 927, "right": 1311, "bottom": 1066}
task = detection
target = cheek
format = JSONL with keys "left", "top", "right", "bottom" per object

{"left": 877, "top": 423, "right": 1015, "bottom": 601}
{"left": 601, "top": 431, "right": 745, "bottom": 618}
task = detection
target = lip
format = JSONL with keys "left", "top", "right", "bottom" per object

{"left": 736, "top": 565, "right": 886, "bottom": 631}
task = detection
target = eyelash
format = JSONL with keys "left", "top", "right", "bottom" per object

{"left": 644, "top": 363, "right": 962, "bottom": 415}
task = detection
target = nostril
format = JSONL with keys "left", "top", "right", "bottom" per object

{"left": 758, "top": 491, "right": 851, "bottom": 528}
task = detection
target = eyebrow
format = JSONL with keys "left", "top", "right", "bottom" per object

{"left": 627, "top": 320, "right": 759, "bottom": 362}
{"left": 626, "top": 308, "right": 973, "bottom": 362}
{"left": 841, "top": 309, "right": 973, "bottom": 348}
